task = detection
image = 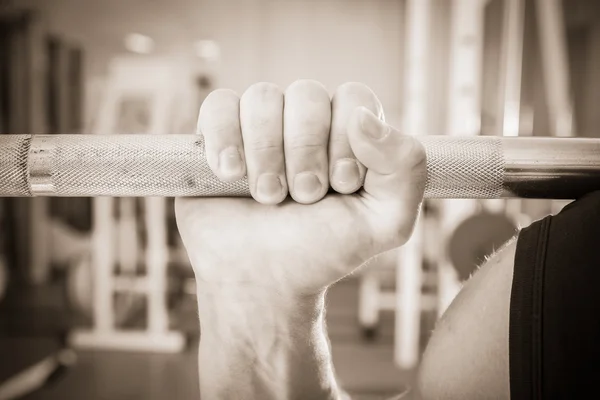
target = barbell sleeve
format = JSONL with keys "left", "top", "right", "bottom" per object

{"left": 1, "top": 134, "right": 599, "bottom": 199}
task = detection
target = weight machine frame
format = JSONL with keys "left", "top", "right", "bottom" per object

{"left": 68, "top": 57, "right": 191, "bottom": 353}
{"left": 357, "top": 0, "right": 574, "bottom": 370}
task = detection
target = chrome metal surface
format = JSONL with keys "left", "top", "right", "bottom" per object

{"left": 0, "top": 135, "right": 32, "bottom": 196}
{"left": 28, "top": 135, "right": 56, "bottom": 195}
{"left": 419, "top": 136, "right": 505, "bottom": 198}
{"left": 502, "top": 137, "right": 600, "bottom": 198}
{"left": 0, "top": 134, "right": 598, "bottom": 199}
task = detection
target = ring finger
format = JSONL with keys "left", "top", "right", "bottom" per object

{"left": 240, "top": 82, "right": 288, "bottom": 205}
{"left": 283, "top": 80, "right": 331, "bottom": 204}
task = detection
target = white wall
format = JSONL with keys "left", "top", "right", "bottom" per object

{"left": 16, "top": 0, "right": 406, "bottom": 128}
{"left": 154, "top": 0, "right": 406, "bottom": 126}
{"left": 255, "top": 1, "right": 404, "bottom": 125}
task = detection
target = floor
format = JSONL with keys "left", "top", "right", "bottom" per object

{"left": 0, "top": 273, "right": 435, "bottom": 399}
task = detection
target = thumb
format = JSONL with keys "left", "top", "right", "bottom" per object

{"left": 347, "top": 106, "right": 427, "bottom": 245}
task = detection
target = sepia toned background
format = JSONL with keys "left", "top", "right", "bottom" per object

{"left": 1, "top": 0, "right": 599, "bottom": 398}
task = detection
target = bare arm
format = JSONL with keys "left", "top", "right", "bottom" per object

{"left": 176, "top": 81, "right": 427, "bottom": 400}
{"left": 416, "top": 237, "right": 517, "bottom": 400}
{"left": 196, "top": 285, "right": 418, "bottom": 400}
{"left": 196, "top": 289, "right": 344, "bottom": 400}
{"left": 192, "top": 233, "right": 516, "bottom": 400}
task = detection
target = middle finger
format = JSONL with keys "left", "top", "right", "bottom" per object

{"left": 283, "top": 80, "right": 332, "bottom": 204}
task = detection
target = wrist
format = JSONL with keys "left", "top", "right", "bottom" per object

{"left": 196, "top": 286, "right": 341, "bottom": 400}
{"left": 196, "top": 284, "right": 326, "bottom": 332}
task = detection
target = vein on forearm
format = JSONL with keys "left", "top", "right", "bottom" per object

{"left": 197, "top": 289, "right": 341, "bottom": 400}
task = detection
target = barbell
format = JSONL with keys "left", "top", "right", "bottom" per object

{"left": 1, "top": 134, "right": 600, "bottom": 199}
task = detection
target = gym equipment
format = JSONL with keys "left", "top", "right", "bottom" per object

{"left": 388, "top": 0, "right": 435, "bottom": 368}
{"left": 1, "top": 9, "right": 86, "bottom": 285}
{"left": 0, "top": 9, "right": 52, "bottom": 285}
{"left": 357, "top": 247, "right": 437, "bottom": 342}
{"left": 62, "top": 56, "right": 207, "bottom": 353}
{"left": 0, "top": 257, "right": 7, "bottom": 304}
{"left": 1, "top": 134, "right": 599, "bottom": 199}
{"left": 47, "top": 34, "right": 92, "bottom": 252}
{"left": 0, "top": 195, "right": 5, "bottom": 304}
{"left": 65, "top": 254, "right": 143, "bottom": 327}
{"left": 435, "top": 0, "right": 485, "bottom": 335}
{"left": 64, "top": 251, "right": 191, "bottom": 325}
{"left": 534, "top": 0, "right": 576, "bottom": 216}
{"left": 448, "top": 210, "right": 518, "bottom": 281}
{"left": 0, "top": 348, "right": 76, "bottom": 400}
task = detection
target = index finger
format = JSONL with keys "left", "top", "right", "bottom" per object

{"left": 198, "top": 89, "right": 246, "bottom": 182}
{"left": 329, "top": 83, "right": 384, "bottom": 194}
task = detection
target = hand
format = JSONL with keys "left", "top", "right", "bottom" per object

{"left": 175, "top": 80, "right": 426, "bottom": 400}
{"left": 175, "top": 80, "right": 426, "bottom": 299}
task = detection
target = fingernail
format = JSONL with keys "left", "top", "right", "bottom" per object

{"left": 332, "top": 159, "right": 359, "bottom": 188}
{"left": 219, "top": 147, "right": 243, "bottom": 176}
{"left": 359, "top": 107, "right": 388, "bottom": 139}
{"left": 294, "top": 172, "right": 322, "bottom": 202}
{"left": 257, "top": 173, "right": 282, "bottom": 200}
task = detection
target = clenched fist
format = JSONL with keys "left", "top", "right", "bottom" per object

{"left": 175, "top": 80, "right": 426, "bottom": 297}
{"left": 175, "top": 79, "right": 426, "bottom": 400}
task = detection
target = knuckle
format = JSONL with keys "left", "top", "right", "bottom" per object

{"left": 284, "top": 80, "right": 331, "bottom": 134}
{"left": 199, "top": 90, "right": 240, "bottom": 136}
{"left": 204, "top": 88, "right": 239, "bottom": 104}
{"left": 333, "top": 82, "right": 382, "bottom": 114}
{"left": 240, "top": 83, "right": 283, "bottom": 134}
{"left": 291, "top": 111, "right": 329, "bottom": 133}
{"left": 285, "top": 134, "right": 327, "bottom": 151}
{"left": 243, "top": 82, "right": 282, "bottom": 102}
{"left": 329, "top": 131, "right": 349, "bottom": 144}
{"left": 286, "top": 79, "right": 329, "bottom": 99}
{"left": 287, "top": 143, "right": 323, "bottom": 161}
{"left": 334, "top": 82, "right": 374, "bottom": 100}
{"left": 245, "top": 138, "right": 281, "bottom": 152}
{"left": 201, "top": 117, "right": 238, "bottom": 139}
{"left": 246, "top": 113, "right": 274, "bottom": 132}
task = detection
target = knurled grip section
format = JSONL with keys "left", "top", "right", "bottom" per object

{"left": 420, "top": 135, "right": 505, "bottom": 198}
{"left": 0, "top": 135, "right": 32, "bottom": 196}
{"left": 51, "top": 135, "right": 250, "bottom": 197}
{"left": 0, "top": 134, "right": 505, "bottom": 198}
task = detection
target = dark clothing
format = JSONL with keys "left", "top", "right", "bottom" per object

{"left": 510, "top": 191, "right": 600, "bottom": 399}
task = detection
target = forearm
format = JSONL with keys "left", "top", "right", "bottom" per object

{"left": 197, "top": 286, "right": 345, "bottom": 400}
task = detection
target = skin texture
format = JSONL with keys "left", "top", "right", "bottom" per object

{"left": 175, "top": 81, "right": 513, "bottom": 400}
{"left": 417, "top": 238, "right": 515, "bottom": 400}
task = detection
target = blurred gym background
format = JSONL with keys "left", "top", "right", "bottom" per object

{"left": 0, "top": 0, "right": 599, "bottom": 399}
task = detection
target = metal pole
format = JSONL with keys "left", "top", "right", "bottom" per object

{"left": 1, "top": 134, "right": 599, "bottom": 199}
{"left": 395, "top": 0, "right": 432, "bottom": 370}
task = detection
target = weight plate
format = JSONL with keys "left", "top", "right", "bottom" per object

{"left": 448, "top": 211, "right": 518, "bottom": 281}
{"left": 65, "top": 254, "right": 143, "bottom": 327}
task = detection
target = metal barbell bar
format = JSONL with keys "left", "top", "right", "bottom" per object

{"left": 1, "top": 134, "right": 599, "bottom": 199}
